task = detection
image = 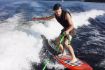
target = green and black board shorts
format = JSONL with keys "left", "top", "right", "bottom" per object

{"left": 60, "top": 28, "right": 75, "bottom": 45}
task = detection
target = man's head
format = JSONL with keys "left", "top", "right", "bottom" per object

{"left": 53, "top": 3, "right": 62, "bottom": 17}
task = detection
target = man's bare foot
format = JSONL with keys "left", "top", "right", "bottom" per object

{"left": 70, "top": 58, "right": 78, "bottom": 63}
{"left": 69, "top": 58, "right": 83, "bottom": 66}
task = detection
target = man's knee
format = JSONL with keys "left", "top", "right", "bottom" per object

{"left": 64, "top": 40, "right": 69, "bottom": 46}
{"left": 67, "top": 35, "right": 72, "bottom": 41}
{"left": 64, "top": 39, "right": 72, "bottom": 48}
{"left": 59, "top": 44, "right": 64, "bottom": 51}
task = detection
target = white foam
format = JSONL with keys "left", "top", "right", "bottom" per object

{"left": 0, "top": 13, "right": 43, "bottom": 70}
{"left": 72, "top": 9, "right": 105, "bottom": 28}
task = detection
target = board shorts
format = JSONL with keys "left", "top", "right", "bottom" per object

{"left": 60, "top": 28, "right": 75, "bottom": 45}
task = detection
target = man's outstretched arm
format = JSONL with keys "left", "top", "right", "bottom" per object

{"left": 32, "top": 15, "right": 55, "bottom": 21}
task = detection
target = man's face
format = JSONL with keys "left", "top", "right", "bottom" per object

{"left": 54, "top": 7, "right": 62, "bottom": 17}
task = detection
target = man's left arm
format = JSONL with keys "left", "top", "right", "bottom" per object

{"left": 65, "top": 13, "right": 74, "bottom": 35}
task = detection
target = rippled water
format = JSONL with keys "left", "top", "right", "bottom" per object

{"left": 0, "top": 0, "right": 105, "bottom": 70}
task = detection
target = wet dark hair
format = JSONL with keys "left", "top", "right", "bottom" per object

{"left": 53, "top": 3, "right": 62, "bottom": 11}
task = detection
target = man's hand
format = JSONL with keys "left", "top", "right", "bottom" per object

{"left": 65, "top": 30, "right": 70, "bottom": 35}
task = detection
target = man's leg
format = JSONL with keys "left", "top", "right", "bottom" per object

{"left": 55, "top": 35, "right": 66, "bottom": 56}
{"left": 59, "top": 44, "right": 64, "bottom": 53}
{"left": 64, "top": 36, "right": 77, "bottom": 63}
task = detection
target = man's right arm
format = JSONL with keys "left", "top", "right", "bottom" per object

{"left": 32, "top": 15, "right": 55, "bottom": 21}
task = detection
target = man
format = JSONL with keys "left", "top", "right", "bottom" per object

{"left": 52, "top": 3, "right": 78, "bottom": 64}
{"left": 33, "top": 3, "right": 78, "bottom": 64}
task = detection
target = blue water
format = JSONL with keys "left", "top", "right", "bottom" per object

{"left": 0, "top": 0, "right": 105, "bottom": 70}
